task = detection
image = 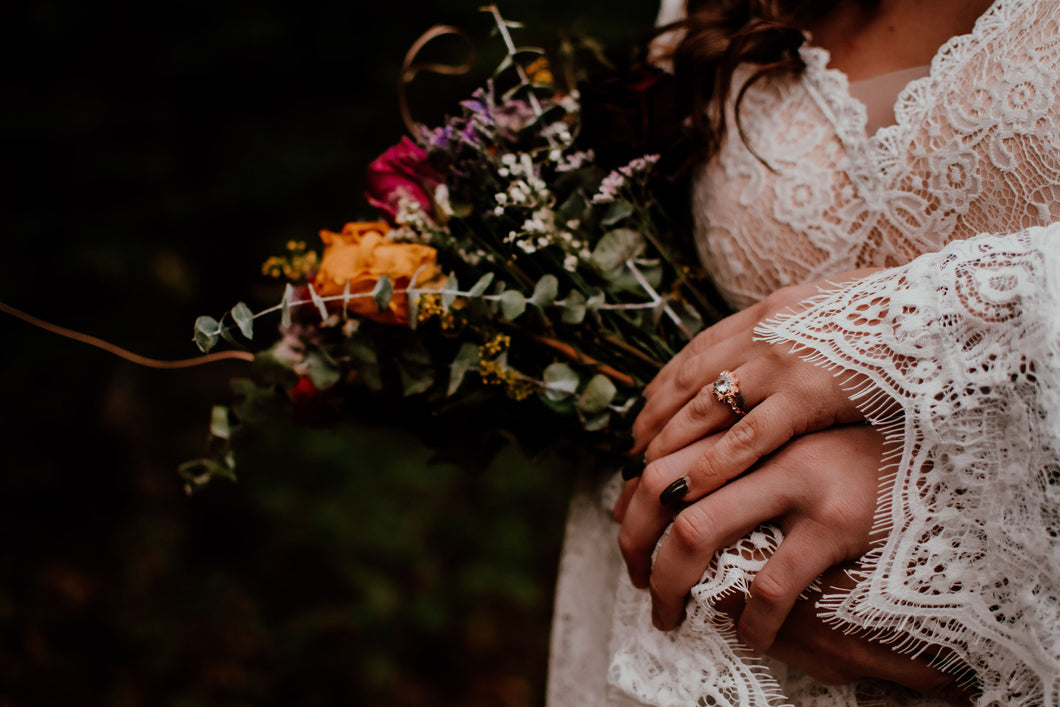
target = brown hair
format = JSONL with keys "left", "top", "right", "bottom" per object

{"left": 662, "top": 0, "right": 858, "bottom": 163}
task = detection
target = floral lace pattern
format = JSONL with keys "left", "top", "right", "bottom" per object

{"left": 547, "top": 0, "right": 1060, "bottom": 705}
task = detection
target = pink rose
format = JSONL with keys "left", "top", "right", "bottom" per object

{"left": 365, "top": 136, "right": 443, "bottom": 224}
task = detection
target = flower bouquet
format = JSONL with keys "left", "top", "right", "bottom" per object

{"left": 181, "top": 6, "right": 724, "bottom": 491}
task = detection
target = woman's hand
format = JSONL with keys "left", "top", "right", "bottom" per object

{"left": 632, "top": 271, "right": 882, "bottom": 467}
{"left": 621, "top": 271, "right": 884, "bottom": 587}
{"left": 615, "top": 424, "right": 887, "bottom": 654}
{"left": 715, "top": 567, "right": 978, "bottom": 706}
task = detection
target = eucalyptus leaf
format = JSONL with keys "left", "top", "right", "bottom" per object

{"left": 468, "top": 272, "right": 494, "bottom": 298}
{"left": 303, "top": 350, "right": 341, "bottom": 391}
{"left": 499, "top": 289, "right": 526, "bottom": 320}
{"left": 561, "top": 290, "right": 586, "bottom": 324}
{"left": 193, "top": 315, "right": 220, "bottom": 353}
{"left": 530, "top": 275, "right": 558, "bottom": 308}
{"left": 308, "top": 284, "right": 329, "bottom": 320}
{"left": 579, "top": 409, "right": 612, "bottom": 432}
{"left": 600, "top": 200, "right": 634, "bottom": 226}
{"left": 592, "top": 228, "right": 645, "bottom": 276}
{"left": 209, "top": 405, "right": 231, "bottom": 440}
{"left": 399, "top": 363, "right": 435, "bottom": 397}
{"left": 448, "top": 342, "right": 481, "bottom": 397}
{"left": 576, "top": 374, "right": 617, "bottom": 415}
{"left": 230, "top": 302, "right": 254, "bottom": 339}
{"left": 281, "top": 284, "right": 295, "bottom": 329}
{"left": 586, "top": 290, "right": 606, "bottom": 313}
{"left": 542, "top": 362, "right": 579, "bottom": 401}
{"left": 441, "top": 273, "right": 459, "bottom": 309}
{"left": 398, "top": 340, "right": 434, "bottom": 396}
{"left": 373, "top": 275, "right": 393, "bottom": 314}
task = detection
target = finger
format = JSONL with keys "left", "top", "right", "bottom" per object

{"left": 644, "top": 360, "right": 768, "bottom": 463}
{"left": 769, "top": 570, "right": 976, "bottom": 699}
{"left": 641, "top": 304, "right": 763, "bottom": 401}
{"left": 736, "top": 521, "right": 843, "bottom": 655}
{"left": 632, "top": 335, "right": 753, "bottom": 458}
{"left": 633, "top": 303, "right": 772, "bottom": 458}
{"left": 648, "top": 465, "right": 794, "bottom": 630}
{"left": 618, "top": 436, "right": 721, "bottom": 589}
{"left": 655, "top": 393, "right": 802, "bottom": 505}
{"left": 612, "top": 477, "right": 639, "bottom": 524}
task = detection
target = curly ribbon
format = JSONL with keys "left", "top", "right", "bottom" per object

{"left": 398, "top": 24, "right": 477, "bottom": 137}
{"left": 1, "top": 301, "right": 254, "bottom": 369}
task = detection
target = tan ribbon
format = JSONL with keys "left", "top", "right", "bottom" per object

{"left": 398, "top": 24, "right": 477, "bottom": 137}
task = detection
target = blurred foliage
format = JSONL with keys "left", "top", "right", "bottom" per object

{"left": 0, "top": 0, "right": 657, "bottom": 705}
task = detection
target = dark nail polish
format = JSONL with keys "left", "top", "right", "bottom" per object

{"left": 621, "top": 457, "right": 646, "bottom": 480}
{"left": 659, "top": 477, "right": 689, "bottom": 507}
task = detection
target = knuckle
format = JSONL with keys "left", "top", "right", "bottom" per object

{"left": 641, "top": 457, "right": 677, "bottom": 497}
{"left": 750, "top": 567, "right": 789, "bottom": 608}
{"left": 669, "top": 506, "right": 714, "bottom": 555}
{"left": 725, "top": 416, "right": 761, "bottom": 455}
{"left": 688, "top": 386, "right": 718, "bottom": 420}
{"left": 674, "top": 354, "right": 706, "bottom": 392}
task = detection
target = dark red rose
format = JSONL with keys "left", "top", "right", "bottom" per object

{"left": 577, "top": 66, "right": 684, "bottom": 170}
{"left": 289, "top": 376, "right": 338, "bottom": 427}
{"left": 365, "top": 136, "right": 444, "bottom": 224}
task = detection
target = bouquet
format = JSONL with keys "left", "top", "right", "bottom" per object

{"left": 181, "top": 5, "right": 723, "bottom": 491}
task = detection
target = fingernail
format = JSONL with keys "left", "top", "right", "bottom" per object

{"left": 621, "top": 457, "right": 646, "bottom": 480}
{"left": 659, "top": 477, "right": 689, "bottom": 507}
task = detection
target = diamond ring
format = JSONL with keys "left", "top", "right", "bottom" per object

{"left": 712, "top": 370, "right": 747, "bottom": 417}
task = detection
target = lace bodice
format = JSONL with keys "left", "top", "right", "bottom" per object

{"left": 548, "top": 1, "right": 1060, "bottom": 706}
{"left": 694, "top": 0, "right": 1060, "bottom": 310}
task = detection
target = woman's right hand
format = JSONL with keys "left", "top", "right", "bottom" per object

{"left": 714, "top": 566, "right": 979, "bottom": 706}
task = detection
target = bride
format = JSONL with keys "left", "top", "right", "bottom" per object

{"left": 547, "top": 0, "right": 1060, "bottom": 704}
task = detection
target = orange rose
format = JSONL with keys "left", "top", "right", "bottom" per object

{"left": 313, "top": 221, "right": 443, "bottom": 324}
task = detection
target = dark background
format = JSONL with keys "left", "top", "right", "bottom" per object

{"left": 1, "top": 1, "right": 657, "bottom": 705}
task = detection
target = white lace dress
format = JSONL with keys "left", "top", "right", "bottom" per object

{"left": 546, "top": 1, "right": 1060, "bottom": 705}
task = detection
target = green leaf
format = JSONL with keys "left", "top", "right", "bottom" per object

{"left": 586, "top": 290, "right": 606, "bottom": 313}
{"left": 591, "top": 228, "right": 645, "bottom": 276}
{"left": 193, "top": 315, "right": 220, "bottom": 352}
{"left": 373, "top": 275, "right": 393, "bottom": 314}
{"left": 468, "top": 272, "right": 495, "bottom": 298}
{"left": 530, "top": 275, "right": 558, "bottom": 308}
{"left": 448, "top": 342, "right": 481, "bottom": 397}
{"left": 441, "top": 273, "right": 459, "bottom": 310}
{"left": 304, "top": 350, "right": 341, "bottom": 391}
{"left": 576, "top": 374, "right": 617, "bottom": 415}
{"left": 499, "top": 290, "right": 526, "bottom": 320}
{"left": 346, "top": 336, "right": 383, "bottom": 391}
{"left": 492, "top": 54, "right": 514, "bottom": 78}
{"left": 580, "top": 410, "right": 612, "bottom": 432}
{"left": 209, "top": 405, "right": 231, "bottom": 440}
{"left": 308, "top": 283, "right": 329, "bottom": 320}
{"left": 281, "top": 284, "right": 295, "bottom": 329}
{"left": 542, "top": 362, "right": 579, "bottom": 401}
{"left": 178, "top": 458, "right": 238, "bottom": 487}
{"left": 561, "top": 290, "right": 586, "bottom": 324}
{"left": 230, "top": 302, "right": 254, "bottom": 339}
{"left": 601, "top": 200, "right": 634, "bottom": 226}
{"left": 398, "top": 339, "right": 435, "bottom": 396}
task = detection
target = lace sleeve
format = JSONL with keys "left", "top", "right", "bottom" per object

{"left": 756, "top": 224, "right": 1060, "bottom": 706}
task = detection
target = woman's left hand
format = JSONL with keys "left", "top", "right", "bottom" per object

{"left": 615, "top": 423, "right": 886, "bottom": 655}
{"left": 621, "top": 271, "right": 884, "bottom": 590}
